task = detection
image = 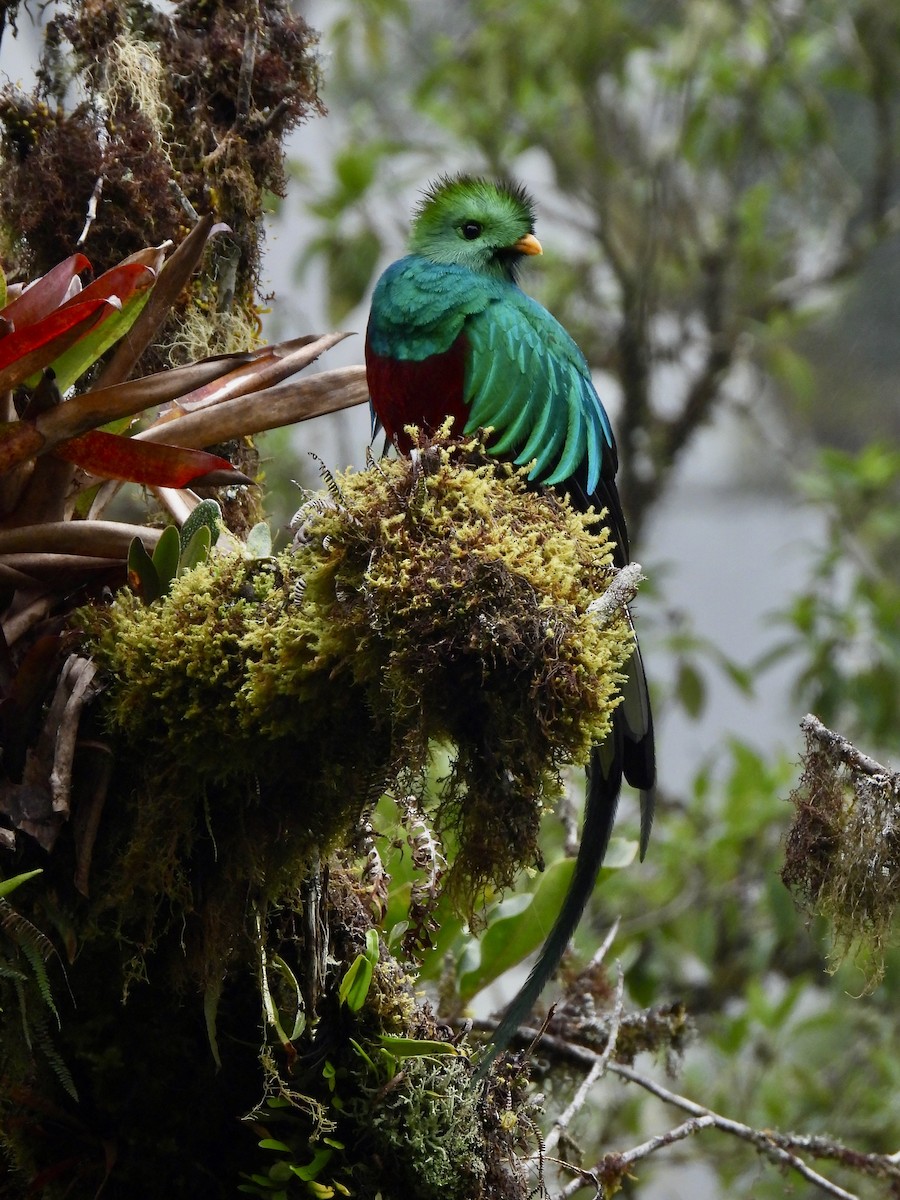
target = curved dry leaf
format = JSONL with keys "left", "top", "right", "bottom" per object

{"left": 119, "top": 241, "right": 173, "bottom": 272}
{"left": 136, "top": 365, "right": 369, "bottom": 449}
{"left": 0, "top": 553, "right": 124, "bottom": 580}
{"left": 174, "top": 332, "right": 351, "bottom": 412}
{"left": 35, "top": 353, "right": 261, "bottom": 447}
{"left": 0, "top": 520, "right": 162, "bottom": 558}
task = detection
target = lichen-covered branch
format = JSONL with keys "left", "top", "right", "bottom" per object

{"left": 782, "top": 714, "right": 900, "bottom": 983}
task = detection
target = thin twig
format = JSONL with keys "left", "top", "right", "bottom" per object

{"left": 545, "top": 962, "right": 624, "bottom": 1159}
{"left": 461, "top": 1017, "right": 895, "bottom": 1199}
{"left": 608, "top": 1060, "right": 866, "bottom": 1200}
{"left": 554, "top": 1115, "right": 717, "bottom": 1199}
{"left": 49, "top": 656, "right": 100, "bottom": 814}
{"left": 76, "top": 174, "right": 105, "bottom": 247}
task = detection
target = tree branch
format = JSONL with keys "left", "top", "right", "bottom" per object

{"left": 801, "top": 712, "right": 895, "bottom": 779}
{"left": 467, "top": 1018, "right": 900, "bottom": 1199}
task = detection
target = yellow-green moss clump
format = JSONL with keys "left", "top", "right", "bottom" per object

{"left": 84, "top": 435, "right": 634, "bottom": 939}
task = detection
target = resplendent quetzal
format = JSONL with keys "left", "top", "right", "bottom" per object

{"left": 365, "top": 174, "right": 656, "bottom": 1066}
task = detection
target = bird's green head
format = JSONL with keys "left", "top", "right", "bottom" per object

{"left": 408, "top": 174, "right": 542, "bottom": 281}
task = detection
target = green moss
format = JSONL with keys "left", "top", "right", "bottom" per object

{"left": 81, "top": 432, "right": 633, "bottom": 946}
{"left": 2, "top": 433, "right": 636, "bottom": 1198}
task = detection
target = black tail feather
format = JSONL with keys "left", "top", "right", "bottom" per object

{"left": 473, "top": 717, "right": 626, "bottom": 1078}
{"left": 473, "top": 453, "right": 656, "bottom": 1078}
{"left": 473, "top": 633, "right": 655, "bottom": 1078}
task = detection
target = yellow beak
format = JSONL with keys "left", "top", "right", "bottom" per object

{"left": 513, "top": 233, "right": 543, "bottom": 256}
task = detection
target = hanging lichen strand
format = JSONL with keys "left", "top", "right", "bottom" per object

{"left": 82, "top": 434, "right": 635, "bottom": 955}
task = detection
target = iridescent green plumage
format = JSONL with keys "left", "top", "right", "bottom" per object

{"left": 367, "top": 175, "right": 616, "bottom": 494}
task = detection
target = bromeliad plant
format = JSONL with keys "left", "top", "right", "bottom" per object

{"left": 0, "top": 214, "right": 367, "bottom": 856}
{"left": 0, "top": 215, "right": 367, "bottom": 559}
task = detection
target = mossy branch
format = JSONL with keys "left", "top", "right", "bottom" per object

{"left": 81, "top": 432, "right": 638, "bottom": 949}
{"left": 782, "top": 713, "right": 900, "bottom": 985}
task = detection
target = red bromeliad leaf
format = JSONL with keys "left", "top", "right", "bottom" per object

{"left": 49, "top": 271, "right": 157, "bottom": 392}
{"left": 61, "top": 263, "right": 155, "bottom": 310}
{"left": 0, "top": 255, "right": 91, "bottom": 332}
{"left": 55, "top": 429, "right": 252, "bottom": 488}
{"left": 0, "top": 300, "right": 113, "bottom": 392}
{"left": 93, "top": 216, "right": 216, "bottom": 390}
{"left": 0, "top": 259, "right": 160, "bottom": 393}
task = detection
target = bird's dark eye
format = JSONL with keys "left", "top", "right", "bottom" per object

{"left": 461, "top": 222, "right": 482, "bottom": 240}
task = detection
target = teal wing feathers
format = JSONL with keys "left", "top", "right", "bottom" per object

{"left": 368, "top": 257, "right": 616, "bottom": 498}
{"left": 367, "top": 256, "right": 483, "bottom": 360}
{"left": 463, "top": 290, "right": 616, "bottom": 495}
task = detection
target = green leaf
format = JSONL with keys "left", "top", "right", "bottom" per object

{"left": 324, "top": 228, "right": 381, "bottom": 323}
{"left": 180, "top": 498, "right": 222, "bottom": 552}
{"left": 151, "top": 525, "right": 181, "bottom": 595}
{"left": 246, "top": 521, "right": 272, "bottom": 559}
{"left": 127, "top": 536, "right": 161, "bottom": 605}
{"left": 379, "top": 1035, "right": 459, "bottom": 1058}
{"left": 0, "top": 868, "right": 42, "bottom": 898}
{"left": 258, "top": 1139, "right": 293, "bottom": 1153}
{"left": 338, "top": 928, "right": 380, "bottom": 1012}
{"left": 268, "top": 954, "right": 305, "bottom": 1041}
{"left": 459, "top": 838, "right": 636, "bottom": 1002}
{"left": 348, "top": 1037, "right": 377, "bottom": 1071}
{"left": 338, "top": 951, "right": 374, "bottom": 1013}
{"left": 47, "top": 267, "right": 155, "bottom": 391}
{"left": 178, "top": 524, "right": 212, "bottom": 575}
{"left": 288, "top": 1147, "right": 334, "bottom": 1181}
{"left": 766, "top": 342, "right": 815, "bottom": 403}
{"left": 676, "top": 660, "right": 706, "bottom": 718}
{"left": 334, "top": 146, "right": 378, "bottom": 202}
{"left": 363, "top": 927, "right": 380, "bottom": 962}
{"left": 305, "top": 1184, "right": 335, "bottom": 1199}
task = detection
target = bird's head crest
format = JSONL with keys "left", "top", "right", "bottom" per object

{"left": 408, "top": 174, "right": 540, "bottom": 281}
